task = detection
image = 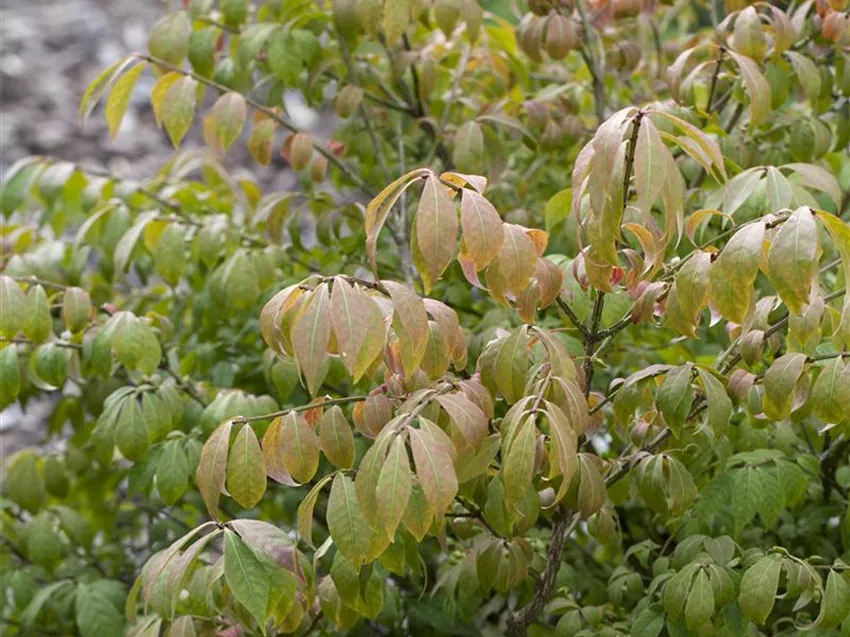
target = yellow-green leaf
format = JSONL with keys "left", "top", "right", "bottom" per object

{"left": 105, "top": 62, "right": 146, "bottom": 140}
{"left": 226, "top": 424, "right": 266, "bottom": 509}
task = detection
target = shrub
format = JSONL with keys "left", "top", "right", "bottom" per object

{"left": 2, "top": 0, "right": 850, "bottom": 636}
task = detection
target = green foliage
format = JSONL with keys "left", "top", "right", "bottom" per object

{"left": 2, "top": 1, "right": 850, "bottom": 636}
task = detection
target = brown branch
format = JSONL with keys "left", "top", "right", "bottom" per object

{"left": 239, "top": 395, "right": 370, "bottom": 423}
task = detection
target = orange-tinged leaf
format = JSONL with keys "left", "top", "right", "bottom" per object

{"left": 767, "top": 207, "right": 818, "bottom": 315}
{"left": 261, "top": 416, "right": 298, "bottom": 486}
{"left": 292, "top": 283, "right": 331, "bottom": 396}
{"left": 710, "top": 222, "right": 765, "bottom": 324}
{"left": 727, "top": 50, "right": 771, "bottom": 129}
{"left": 487, "top": 224, "right": 538, "bottom": 304}
{"left": 280, "top": 412, "right": 320, "bottom": 484}
{"left": 460, "top": 189, "right": 504, "bottom": 269}
{"left": 204, "top": 92, "right": 247, "bottom": 154}
{"left": 534, "top": 257, "right": 565, "bottom": 309}
{"left": 415, "top": 175, "right": 458, "bottom": 292}
{"left": 319, "top": 406, "right": 355, "bottom": 469}
{"left": 248, "top": 118, "right": 277, "bottom": 166}
{"left": 409, "top": 426, "right": 458, "bottom": 516}
{"left": 436, "top": 393, "right": 488, "bottom": 449}
{"left": 383, "top": 281, "right": 429, "bottom": 377}
{"left": 634, "top": 116, "right": 668, "bottom": 216}
{"left": 686, "top": 209, "right": 733, "bottom": 246}
{"left": 330, "top": 278, "right": 385, "bottom": 382}
{"left": 225, "top": 424, "right": 266, "bottom": 508}
{"left": 365, "top": 168, "right": 430, "bottom": 275}
{"left": 376, "top": 435, "right": 413, "bottom": 540}
{"left": 196, "top": 419, "right": 233, "bottom": 518}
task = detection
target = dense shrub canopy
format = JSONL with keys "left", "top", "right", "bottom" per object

{"left": 2, "top": 0, "right": 850, "bottom": 636}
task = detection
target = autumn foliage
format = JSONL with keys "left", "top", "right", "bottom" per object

{"left": 2, "top": 0, "right": 850, "bottom": 636}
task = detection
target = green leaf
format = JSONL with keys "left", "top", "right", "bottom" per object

{"left": 0, "top": 344, "right": 21, "bottom": 410}
{"left": 664, "top": 564, "right": 698, "bottom": 619}
{"left": 223, "top": 529, "right": 270, "bottom": 631}
{"left": 494, "top": 327, "right": 529, "bottom": 404}
{"left": 0, "top": 275, "right": 26, "bottom": 338}
{"left": 453, "top": 122, "right": 485, "bottom": 174}
{"left": 738, "top": 553, "right": 783, "bottom": 625}
{"left": 656, "top": 364, "right": 694, "bottom": 436}
{"left": 79, "top": 55, "right": 136, "bottom": 121}
{"left": 667, "top": 251, "right": 711, "bottom": 337}
{"left": 157, "top": 440, "right": 190, "bottom": 506}
{"left": 710, "top": 222, "right": 765, "bottom": 324}
{"left": 327, "top": 473, "right": 373, "bottom": 566}
{"left": 685, "top": 569, "right": 714, "bottom": 632}
{"left": 105, "top": 62, "right": 146, "bottom": 139}
{"left": 786, "top": 51, "right": 822, "bottom": 103}
{"left": 811, "top": 357, "right": 850, "bottom": 423}
{"left": 501, "top": 416, "right": 537, "bottom": 509}
{"left": 319, "top": 406, "right": 355, "bottom": 469}
{"left": 23, "top": 284, "right": 52, "bottom": 344}
{"left": 696, "top": 367, "right": 733, "bottom": 434}
{"left": 297, "top": 474, "right": 333, "bottom": 547}
{"left": 763, "top": 353, "right": 808, "bottom": 420}
{"left": 226, "top": 424, "right": 267, "bottom": 508}
{"left": 148, "top": 11, "right": 191, "bottom": 65}
{"left": 75, "top": 582, "right": 125, "bottom": 637}
{"left": 813, "top": 570, "right": 850, "bottom": 629}
{"left": 767, "top": 207, "right": 818, "bottom": 315}
{"left": 376, "top": 435, "right": 413, "bottom": 540}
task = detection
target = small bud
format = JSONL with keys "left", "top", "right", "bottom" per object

{"left": 309, "top": 156, "right": 328, "bottom": 183}
{"left": 286, "top": 133, "right": 313, "bottom": 171}
{"left": 334, "top": 85, "right": 364, "bottom": 118}
{"left": 545, "top": 14, "right": 581, "bottom": 59}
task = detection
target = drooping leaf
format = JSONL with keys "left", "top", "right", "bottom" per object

{"left": 196, "top": 419, "right": 233, "bottom": 518}
{"left": 226, "top": 424, "right": 266, "bottom": 509}
{"left": 710, "top": 222, "right": 765, "bottom": 324}
{"left": 327, "top": 473, "right": 373, "bottom": 566}
{"left": 738, "top": 553, "right": 783, "bottom": 625}
{"left": 767, "top": 207, "right": 818, "bottom": 315}
{"left": 414, "top": 175, "right": 459, "bottom": 292}
{"left": 376, "top": 435, "right": 413, "bottom": 540}
{"left": 223, "top": 529, "right": 270, "bottom": 629}
{"left": 291, "top": 284, "right": 331, "bottom": 396}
